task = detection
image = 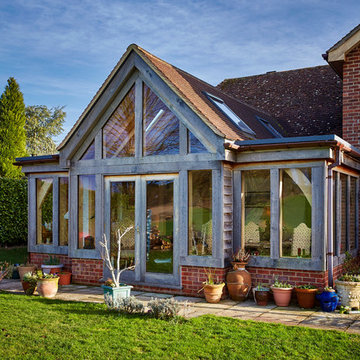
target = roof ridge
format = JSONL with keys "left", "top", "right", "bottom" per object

{"left": 327, "top": 23, "right": 360, "bottom": 53}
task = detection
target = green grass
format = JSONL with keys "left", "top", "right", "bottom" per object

{"left": 0, "top": 246, "right": 27, "bottom": 264}
{"left": 0, "top": 292, "right": 359, "bottom": 359}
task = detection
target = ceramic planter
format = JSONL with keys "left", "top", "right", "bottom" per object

{"left": 295, "top": 288, "right": 318, "bottom": 308}
{"left": 58, "top": 272, "right": 72, "bottom": 286}
{"left": 271, "top": 286, "right": 293, "bottom": 307}
{"left": 253, "top": 288, "right": 270, "bottom": 306}
{"left": 21, "top": 280, "right": 36, "bottom": 296}
{"left": 18, "top": 265, "right": 36, "bottom": 281}
{"left": 41, "top": 264, "right": 64, "bottom": 274}
{"left": 316, "top": 291, "right": 339, "bottom": 312}
{"left": 37, "top": 277, "right": 59, "bottom": 298}
{"left": 203, "top": 283, "right": 225, "bottom": 303}
{"left": 335, "top": 280, "right": 360, "bottom": 310}
{"left": 227, "top": 262, "right": 251, "bottom": 301}
{"left": 102, "top": 284, "right": 133, "bottom": 307}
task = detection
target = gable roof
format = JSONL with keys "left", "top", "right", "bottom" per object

{"left": 58, "top": 44, "right": 283, "bottom": 150}
{"left": 217, "top": 65, "right": 342, "bottom": 138}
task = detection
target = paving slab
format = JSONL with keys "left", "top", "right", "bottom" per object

{"left": 136, "top": 292, "right": 173, "bottom": 299}
{"left": 299, "top": 314, "right": 355, "bottom": 330}
{"left": 258, "top": 313, "right": 309, "bottom": 326}
{"left": 173, "top": 296, "right": 203, "bottom": 303}
{"left": 346, "top": 320, "right": 360, "bottom": 334}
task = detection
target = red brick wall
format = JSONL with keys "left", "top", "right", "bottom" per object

{"left": 343, "top": 43, "right": 360, "bottom": 148}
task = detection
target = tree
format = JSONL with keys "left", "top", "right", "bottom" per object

{"left": 25, "top": 105, "right": 66, "bottom": 156}
{"left": 0, "top": 77, "right": 27, "bottom": 178}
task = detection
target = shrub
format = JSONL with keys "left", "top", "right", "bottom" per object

{"left": 148, "top": 298, "right": 182, "bottom": 319}
{"left": 0, "top": 177, "right": 27, "bottom": 246}
{"left": 116, "top": 296, "right": 145, "bottom": 314}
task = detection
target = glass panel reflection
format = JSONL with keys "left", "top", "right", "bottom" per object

{"left": 143, "top": 84, "right": 179, "bottom": 156}
{"left": 36, "top": 178, "right": 53, "bottom": 245}
{"left": 188, "top": 131, "right": 207, "bottom": 154}
{"left": 146, "top": 180, "right": 174, "bottom": 273}
{"left": 59, "top": 177, "right": 69, "bottom": 246}
{"left": 103, "top": 86, "right": 135, "bottom": 158}
{"left": 110, "top": 181, "right": 136, "bottom": 269}
{"left": 80, "top": 140, "right": 95, "bottom": 160}
{"left": 340, "top": 173, "right": 347, "bottom": 253}
{"left": 350, "top": 177, "right": 357, "bottom": 250}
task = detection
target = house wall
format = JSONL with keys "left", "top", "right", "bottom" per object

{"left": 343, "top": 43, "right": 360, "bottom": 148}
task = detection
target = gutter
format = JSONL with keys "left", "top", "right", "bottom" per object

{"left": 14, "top": 154, "right": 59, "bottom": 166}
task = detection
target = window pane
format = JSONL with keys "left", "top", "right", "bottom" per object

{"left": 80, "top": 140, "right": 95, "bottom": 160}
{"left": 243, "top": 170, "right": 270, "bottom": 256}
{"left": 110, "top": 182, "right": 136, "bottom": 269}
{"left": 78, "top": 175, "right": 96, "bottom": 249}
{"left": 146, "top": 180, "right": 174, "bottom": 273}
{"left": 188, "top": 170, "right": 212, "bottom": 256}
{"left": 103, "top": 86, "right": 135, "bottom": 158}
{"left": 143, "top": 83, "right": 179, "bottom": 156}
{"left": 350, "top": 177, "right": 357, "bottom": 250}
{"left": 36, "top": 178, "right": 53, "bottom": 245}
{"left": 333, "top": 173, "right": 338, "bottom": 255}
{"left": 340, "top": 173, "right": 347, "bottom": 253}
{"left": 281, "top": 168, "right": 312, "bottom": 258}
{"left": 59, "top": 177, "right": 69, "bottom": 246}
{"left": 188, "top": 130, "right": 207, "bottom": 153}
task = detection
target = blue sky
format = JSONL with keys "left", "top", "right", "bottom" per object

{"left": 0, "top": 0, "right": 359, "bottom": 143}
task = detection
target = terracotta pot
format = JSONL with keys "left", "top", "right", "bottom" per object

{"left": 203, "top": 283, "right": 225, "bottom": 303}
{"left": 21, "top": 280, "right": 36, "bottom": 296}
{"left": 58, "top": 272, "right": 72, "bottom": 286}
{"left": 37, "top": 278, "right": 59, "bottom": 298}
{"left": 271, "top": 286, "right": 293, "bottom": 307}
{"left": 254, "top": 289, "right": 270, "bottom": 306}
{"left": 295, "top": 288, "right": 318, "bottom": 308}
{"left": 18, "top": 265, "right": 36, "bottom": 281}
{"left": 227, "top": 263, "right": 251, "bottom": 301}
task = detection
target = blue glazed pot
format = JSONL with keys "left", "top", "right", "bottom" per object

{"left": 316, "top": 291, "right": 339, "bottom": 312}
{"left": 101, "top": 284, "right": 133, "bottom": 307}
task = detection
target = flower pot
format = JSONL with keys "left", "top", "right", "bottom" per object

{"left": 41, "top": 264, "right": 64, "bottom": 274}
{"left": 58, "top": 272, "right": 72, "bottom": 286}
{"left": 102, "top": 284, "right": 133, "bottom": 307}
{"left": 295, "top": 288, "right": 318, "bottom": 308}
{"left": 37, "top": 278, "right": 59, "bottom": 298}
{"left": 316, "top": 291, "right": 339, "bottom": 312}
{"left": 21, "top": 280, "right": 36, "bottom": 296}
{"left": 227, "top": 263, "right": 251, "bottom": 301}
{"left": 203, "top": 283, "right": 225, "bottom": 303}
{"left": 253, "top": 288, "right": 270, "bottom": 306}
{"left": 18, "top": 265, "right": 36, "bottom": 281}
{"left": 271, "top": 287, "right": 293, "bottom": 307}
{"left": 335, "top": 280, "right": 360, "bottom": 310}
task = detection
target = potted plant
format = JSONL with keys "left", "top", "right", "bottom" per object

{"left": 36, "top": 271, "right": 59, "bottom": 298}
{"left": 295, "top": 284, "right": 318, "bottom": 308}
{"left": 99, "top": 228, "right": 135, "bottom": 308}
{"left": 226, "top": 249, "right": 251, "bottom": 301}
{"left": 335, "top": 274, "right": 360, "bottom": 310}
{"left": 21, "top": 272, "right": 37, "bottom": 295}
{"left": 271, "top": 279, "right": 293, "bottom": 307}
{"left": 316, "top": 287, "right": 339, "bottom": 312}
{"left": 199, "top": 268, "right": 225, "bottom": 303}
{"left": 18, "top": 263, "right": 37, "bottom": 281}
{"left": 253, "top": 283, "right": 270, "bottom": 306}
{"left": 57, "top": 271, "right": 72, "bottom": 286}
{"left": 41, "top": 256, "right": 63, "bottom": 274}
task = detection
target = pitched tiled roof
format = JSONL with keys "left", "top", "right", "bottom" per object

{"left": 58, "top": 44, "right": 283, "bottom": 150}
{"left": 217, "top": 65, "right": 342, "bottom": 137}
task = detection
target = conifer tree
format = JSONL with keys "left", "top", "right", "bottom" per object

{"left": 0, "top": 77, "right": 27, "bottom": 178}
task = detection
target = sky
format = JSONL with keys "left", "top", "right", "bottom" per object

{"left": 0, "top": 0, "right": 359, "bottom": 143}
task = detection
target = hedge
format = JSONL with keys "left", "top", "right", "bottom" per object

{"left": 0, "top": 177, "right": 28, "bottom": 246}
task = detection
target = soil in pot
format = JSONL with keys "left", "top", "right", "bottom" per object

{"left": 203, "top": 283, "right": 225, "bottom": 303}
{"left": 295, "top": 288, "right": 318, "bottom": 308}
{"left": 271, "top": 287, "right": 293, "bottom": 307}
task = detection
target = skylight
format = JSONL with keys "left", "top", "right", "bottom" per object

{"left": 257, "top": 117, "right": 282, "bottom": 138}
{"left": 205, "top": 92, "right": 255, "bottom": 136}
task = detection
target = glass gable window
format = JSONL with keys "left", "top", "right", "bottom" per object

{"left": 59, "top": 177, "right": 69, "bottom": 246}
{"left": 36, "top": 178, "right": 53, "bottom": 245}
{"left": 188, "top": 130, "right": 207, "bottom": 153}
{"left": 143, "top": 83, "right": 179, "bottom": 156}
{"left": 103, "top": 86, "right": 135, "bottom": 158}
{"left": 188, "top": 170, "right": 212, "bottom": 256}
{"left": 281, "top": 168, "right": 312, "bottom": 258}
{"left": 78, "top": 175, "right": 96, "bottom": 249}
{"left": 242, "top": 170, "right": 271, "bottom": 256}
{"left": 80, "top": 140, "right": 95, "bottom": 160}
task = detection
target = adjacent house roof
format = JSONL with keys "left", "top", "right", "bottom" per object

{"left": 217, "top": 65, "right": 342, "bottom": 138}
{"left": 58, "top": 44, "right": 283, "bottom": 150}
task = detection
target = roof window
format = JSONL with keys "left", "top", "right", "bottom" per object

{"left": 205, "top": 92, "right": 255, "bottom": 136}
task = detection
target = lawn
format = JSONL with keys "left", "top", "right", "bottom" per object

{"left": 0, "top": 246, "right": 27, "bottom": 264}
{"left": 0, "top": 292, "right": 359, "bottom": 359}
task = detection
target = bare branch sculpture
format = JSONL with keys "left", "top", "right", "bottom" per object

{"left": 99, "top": 227, "right": 135, "bottom": 287}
